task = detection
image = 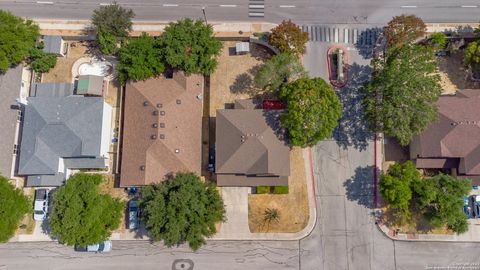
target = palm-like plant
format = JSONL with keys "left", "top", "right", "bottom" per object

{"left": 263, "top": 208, "right": 280, "bottom": 223}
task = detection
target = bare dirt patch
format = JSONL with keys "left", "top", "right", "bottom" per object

{"left": 209, "top": 41, "right": 273, "bottom": 117}
{"left": 437, "top": 52, "right": 480, "bottom": 93}
{"left": 248, "top": 147, "right": 309, "bottom": 233}
{"left": 42, "top": 41, "right": 90, "bottom": 83}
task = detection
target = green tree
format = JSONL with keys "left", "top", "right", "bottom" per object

{"left": 464, "top": 41, "right": 480, "bottom": 67}
{"left": 0, "top": 176, "right": 30, "bottom": 243}
{"left": 430, "top": 32, "right": 447, "bottom": 50}
{"left": 97, "top": 28, "right": 118, "bottom": 55}
{"left": 117, "top": 33, "right": 164, "bottom": 84}
{"left": 0, "top": 10, "right": 39, "bottom": 73}
{"left": 279, "top": 77, "right": 342, "bottom": 147}
{"left": 140, "top": 172, "right": 225, "bottom": 251}
{"left": 91, "top": 2, "right": 134, "bottom": 38}
{"left": 362, "top": 44, "right": 441, "bottom": 146}
{"left": 48, "top": 173, "right": 123, "bottom": 246}
{"left": 269, "top": 20, "right": 309, "bottom": 55}
{"left": 425, "top": 174, "right": 470, "bottom": 234}
{"left": 384, "top": 14, "right": 426, "bottom": 48}
{"left": 28, "top": 47, "right": 57, "bottom": 73}
{"left": 160, "top": 19, "right": 222, "bottom": 75}
{"left": 379, "top": 161, "right": 419, "bottom": 213}
{"left": 254, "top": 53, "right": 306, "bottom": 91}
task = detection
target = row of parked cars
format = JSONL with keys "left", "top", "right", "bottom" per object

{"left": 463, "top": 195, "right": 480, "bottom": 219}
{"left": 33, "top": 188, "right": 141, "bottom": 253}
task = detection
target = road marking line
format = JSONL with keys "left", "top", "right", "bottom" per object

{"left": 99, "top": 3, "right": 110, "bottom": 6}
{"left": 248, "top": 12, "right": 264, "bottom": 17}
{"left": 249, "top": 4, "right": 264, "bottom": 8}
{"left": 36, "top": 1, "right": 54, "bottom": 4}
{"left": 279, "top": 5, "right": 296, "bottom": 8}
{"left": 220, "top": 4, "right": 237, "bottom": 7}
{"left": 401, "top": 5, "right": 417, "bottom": 8}
{"left": 461, "top": 5, "right": 478, "bottom": 7}
{"left": 163, "top": 4, "right": 178, "bottom": 7}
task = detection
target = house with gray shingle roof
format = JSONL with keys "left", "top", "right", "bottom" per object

{"left": 43, "top": 36, "right": 66, "bottom": 57}
{"left": 17, "top": 94, "right": 112, "bottom": 187}
{"left": 0, "top": 65, "right": 24, "bottom": 178}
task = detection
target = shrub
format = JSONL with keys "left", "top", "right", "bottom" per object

{"left": 273, "top": 186, "right": 289, "bottom": 194}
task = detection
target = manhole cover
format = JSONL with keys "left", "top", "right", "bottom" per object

{"left": 172, "top": 259, "right": 194, "bottom": 270}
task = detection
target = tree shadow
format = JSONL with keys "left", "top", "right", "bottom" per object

{"left": 229, "top": 64, "right": 270, "bottom": 98}
{"left": 333, "top": 63, "right": 374, "bottom": 151}
{"left": 344, "top": 165, "right": 377, "bottom": 209}
{"left": 354, "top": 27, "right": 383, "bottom": 59}
{"left": 262, "top": 109, "right": 289, "bottom": 146}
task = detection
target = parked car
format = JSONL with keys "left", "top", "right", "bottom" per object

{"left": 464, "top": 196, "right": 473, "bottom": 218}
{"left": 33, "top": 189, "right": 49, "bottom": 221}
{"left": 472, "top": 195, "right": 479, "bottom": 218}
{"left": 75, "top": 240, "right": 112, "bottom": 253}
{"left": 208, "top": 146, "right": 215, "bottom": 172}
{"left": 128, "top": 200, "right": 139, "bottom": 230}
{"left": 475, "top": 196, "right": 480, "bottom": 219}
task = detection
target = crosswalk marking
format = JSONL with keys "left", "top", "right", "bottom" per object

{"left": 248, "top": 0, "right": 264, "bottom": 17}
{"left": 302, "top": 25, "right": 381, "bottom": 46}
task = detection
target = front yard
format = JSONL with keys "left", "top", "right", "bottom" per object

{"left": 248, "top": 147, "right": 309, "bottom": 233}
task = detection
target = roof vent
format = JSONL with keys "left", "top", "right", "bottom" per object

{"left": 160, "top": 111, "right": 165, "bottom": 116}
{"left": 152, "top": 123, "right": 158, "bottom": 128}
{"left": 140, "top": 165, "right": 145, "bottom": 171}
{"left": 176, "top": 99, "right": 181, "bottom": 105}
{"left": 159, "top": 134, "right": 165, "bottom": 139}
{"left": 156, "top": 103, "right": 163, "bottom": 108}
{"left": 143, "top": 101, "right": 149, "bottom": 106}
{"left": 160, "top": 123, "right": 165, "bottom": 128}
{"left": 153, "top": 110, "right": 159, "bottom": 115}
{"left": 175, "top": 149, "right": 180, "bottom": 153}
{"left": 151, "top": 135, "right": 157, "bottom": 140}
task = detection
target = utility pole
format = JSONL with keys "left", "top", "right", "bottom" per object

{"left": 202, "top": 6, "right": 208, "bottom": 25}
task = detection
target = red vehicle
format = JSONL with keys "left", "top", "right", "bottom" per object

{"left": 263, "top": 100, "right": 286, "bottom": 110}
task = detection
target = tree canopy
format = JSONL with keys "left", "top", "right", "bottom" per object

{"left": 117, "top": 33, "right": 164, "bottom": 84}
{"left": 380, "top": 161, "right": 470, "bottom": 233}
{"left": 269, "top": 20, "right": 309, "bottom": 55}
{"left": 28, "top": 47, "right": 57, "bottom": 73}
{"left": 0, "top": 176, "right": 30, "bottom": 243}
{"left": 384, "top": 15, "right": 426, "bottom": 48}
{"left": 0, "top": 10, "right": 39, "bottom": 73}
{"left": 280, "top": 77, "right": 342, "bottom": 147}
{"left": 91, "top": 2, "right": 134, "bottom": 38}
{"left": 464, "top": 41, "right": 480, "bottom": 67}
{"left": 140, "top": 172, "right": 225, "bottom": 250}
{"left": 362, "top": 44, "right": 441, "bottom": 146}
{"left": 48, "top": 173, "right": 123, "bottom": 246}
{"left": 254, "top": 53, "right": 306, "bottom": 91}
{"left": 160, "top": 19, "right": 222, "bottom": 75}
{"left": 430, "top": 32, "right": 447, "bottom": 50}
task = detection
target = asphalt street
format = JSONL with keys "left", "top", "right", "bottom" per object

{"left": 0, "top": 0, "right": 480, "bottom": 23}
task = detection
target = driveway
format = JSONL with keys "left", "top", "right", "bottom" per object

{"left": 214, "top": 187, "right": 252, "bottom": 239}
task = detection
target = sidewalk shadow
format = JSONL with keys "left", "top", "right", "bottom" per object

{"left": 344, "top": 165, "right": 378, "bottom": 209}
{"left": 333, "top": 63, "right": 373, "bottom": 151}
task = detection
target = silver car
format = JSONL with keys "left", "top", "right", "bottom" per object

{"left": 75, "top": 240, "right": 112, "bottom": 253}
{"left": 33, "top": 189, "right": 49, "bottom": 221}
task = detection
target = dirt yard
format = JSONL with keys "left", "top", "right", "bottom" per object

{"left": 209, "top": 41, "right": 273, "bottom": 117}
{"left": 248, "top": 147, "right": 309, "bottom": 233}
{"left": 42, "top": 41, "right": 90, "bottom": 83}
{"left": 437, "top": 51, "right": 480, "bottom": 94}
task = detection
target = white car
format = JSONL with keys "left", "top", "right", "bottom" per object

{"left": 75, "top": 240, "right": 112, "bottom": 253}
{"left": 33, "top": 189, "right": 49, "bottom": 221}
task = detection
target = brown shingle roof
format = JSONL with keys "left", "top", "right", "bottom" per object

{"left": 120, "top": 72, "right": 203, "bottom": 186}
{"left": 215, "top": 102, "right": 290, "bottom": 186}
{"left": 411, "top": 90, "right": 480, "bottom": 175}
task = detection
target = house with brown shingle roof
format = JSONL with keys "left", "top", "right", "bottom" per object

{"left": 410, "top": 90, "right": 480, "bottom": 184}
{"left": 215, "top": 100, "right": 290, "bottom": 186}
{"left": 119, "top": 72, "right": 203, "bottom": 187}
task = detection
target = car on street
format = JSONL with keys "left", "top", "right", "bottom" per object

{"left": 74, "top": 240, "right": 112, "bottom": 253}
{"left": 475, "top": 196, "right": 480, "bottom": 219}
{"left": 128, "top": 199, "right": 139, "bottom": 230}
{"left": 464, "top": 196, "right": 473, "bottom": 218}
{"left": 33, "top": 189, "right": 49, "bottom": 221}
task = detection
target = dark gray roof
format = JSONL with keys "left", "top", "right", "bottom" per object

{"left": 63, "top": 158, "right": 106, "bottom": 169}
{"left": 26, "top": 173, "right": 65, "bottom": 187}
{"left": 43, "top": 36, "right": 63, "bottom": 54}
{"left": 0, "top": 65, "right": 23, "bottom": 177}
{"left": 18, "top": 95, "right": 108, "bottom": 176}
{"left": 76, "top": 75, "right": 104, "bottom": 96}
{"left": 31, "top": 83, "right": 74, "bottom": 97}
